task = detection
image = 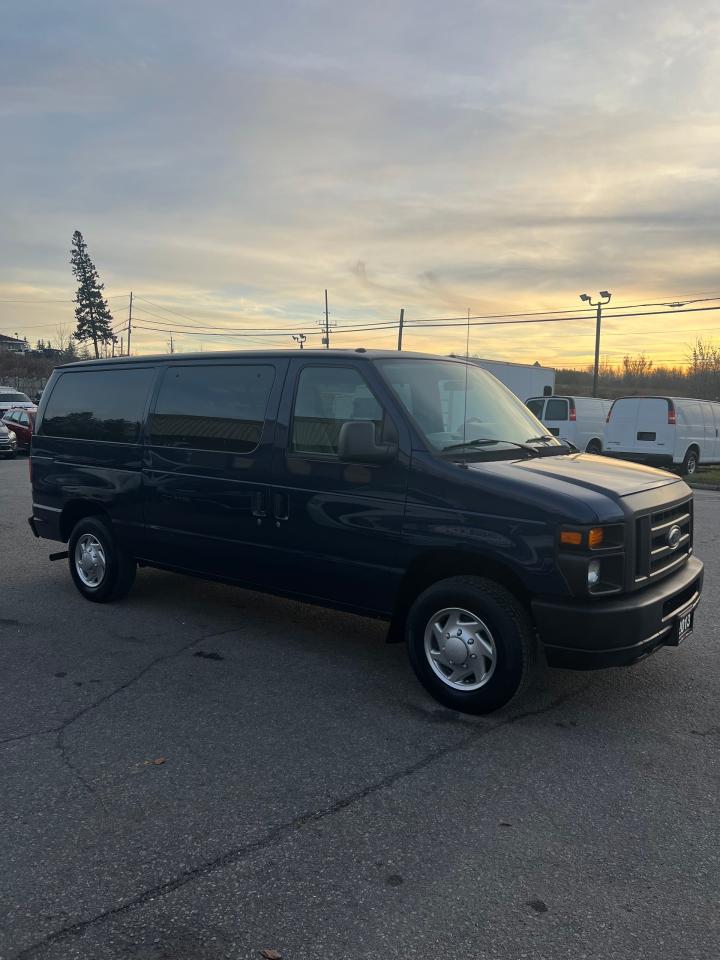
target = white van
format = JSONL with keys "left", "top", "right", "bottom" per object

{"left": 525, "top": 395, "right": 611, "bottom": 454}
{"left": 605, "top": 396, "right": 720, "bottom": 474}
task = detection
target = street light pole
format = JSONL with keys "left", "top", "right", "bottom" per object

{"left": 580, "top": 290, "right": 612, "bottom": 398}
{"left": 292, "top": 333, "right": 306, "bottom": 350}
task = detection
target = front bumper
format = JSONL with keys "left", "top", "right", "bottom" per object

{"left": 532, "top": 556, "right": 704, "bottom": 669}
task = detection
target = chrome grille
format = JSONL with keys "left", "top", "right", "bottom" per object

{"left": 635, "top": 497, "right": 693, "bottom": 583}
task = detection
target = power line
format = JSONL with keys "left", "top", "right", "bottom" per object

{"left": 0, "top": 294, "right": 128, "bottom": 304}
{"left": 131, "top": 324, "right": 310, "bottom": 342}
{"left": 123, "top": 303, "right": 720, "bottom": 342}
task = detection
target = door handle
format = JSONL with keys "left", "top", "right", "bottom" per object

{"left": 251, "top": 492, "right": 267, "bottom": 517}
{"left": 273, "top": 492, "right": 289, "bottom": 521}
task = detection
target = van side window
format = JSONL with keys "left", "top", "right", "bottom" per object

{"left": 149, "top": 364, "right": 275, "bottom": 453}
{"left": 291, "top": 366, "right": 383, "bottom": 456}
{"left": 545, "top": 398, "right": 568, "bottom": 421}
{"left": 40, "top": 368, "right": 155, "bottom": 442}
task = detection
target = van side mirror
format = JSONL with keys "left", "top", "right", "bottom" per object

{"left": 338, "top": 420, "right": 397, "bottom": 464}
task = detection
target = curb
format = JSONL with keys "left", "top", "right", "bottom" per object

{"left": 687, "top": 482, "right": 720, "bottom": 491}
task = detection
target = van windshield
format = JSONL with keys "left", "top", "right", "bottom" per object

{"left": 376, "top": 359, "right": 564, "bottom": 455}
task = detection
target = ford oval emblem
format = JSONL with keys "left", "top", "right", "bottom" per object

{"left": 667, "top": 525, "right": 682, "bottom": 551}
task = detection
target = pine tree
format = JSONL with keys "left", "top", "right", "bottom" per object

{"left": 70, "top": 230, "right": 115, "bottom": 359}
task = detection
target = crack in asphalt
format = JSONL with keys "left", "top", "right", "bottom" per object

{"left": 3, "top": 627, "right": 242, "bottom": 828}
{"left": 0, "top": 628, "right": 241, "bottom": 750}
{"left": 13, "top": 681, "right": 592, "bottom": 960}
{"left": 54, "top": 725, "right": 114, "bottom": 820}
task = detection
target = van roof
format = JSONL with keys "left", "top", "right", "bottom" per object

{"left": 526, "top": 395, "right": 610, "bottom": 401}
{"left": 56, "top": 349, "right": 469, "bottom": 369}
{"left": 611, "top": 395, "right": 719, "bottom": 404}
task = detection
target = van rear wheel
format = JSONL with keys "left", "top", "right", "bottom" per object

{"left": 586, "top": 439, "right": 602, "bottom": 455}
{"left": 406, "top": 576, "right": 536, "bottom": 714}
{"left": 68, "top": 516, "right": 136, "bottom": 602}
{"left": 682, "top": 448, "right": 699, "bottom": 476}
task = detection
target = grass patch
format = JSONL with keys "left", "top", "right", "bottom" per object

{"left": 687, "top": 467, "right": 720, "bottom": 487}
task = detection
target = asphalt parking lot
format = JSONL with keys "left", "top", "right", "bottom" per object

{"left": 1, "top": 455, "right": 719, "bottom": 960}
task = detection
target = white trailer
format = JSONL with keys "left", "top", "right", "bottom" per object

{"left": 454, "top": 357, "right": 555, "bottom": 403}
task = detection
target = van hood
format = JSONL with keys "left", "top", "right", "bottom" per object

{"left": 466, "top": 452, "right": 684, "bottom": 498}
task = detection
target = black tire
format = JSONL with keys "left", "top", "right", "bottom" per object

{"left": 681, "top": 448, "right": 699, "bottom": 476}
{"left": 586, "top": 439, "right": 602, "bottom": 455}
{"left": 406, "top": 576, "right": 536, "bottom": 714}
{"left": 68, "top": 516, "right": 136, "bottom": 603}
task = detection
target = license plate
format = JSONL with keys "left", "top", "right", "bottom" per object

{"left": 675, "top": 610, "right": 694, "bottom": 645}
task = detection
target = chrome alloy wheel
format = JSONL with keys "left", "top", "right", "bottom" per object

{"left": 74, "top": 533, "right": 107, "bottom": 588}
{"left": 423, "top": 607, "right": 497, "bottom": 691}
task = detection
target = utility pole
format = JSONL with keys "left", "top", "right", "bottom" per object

{"left": 580, "top": 291, "right": 612, "bottom": 397}
{"left": 292, "top": 333, "right": 307, "bottom": 350}
{"left": 168, "top": 331, "right": 174, "bottom": 354}
{"left": 127, "top": 291, "right": 133, "bottom": 355}
{"left": 323, "top": 289, "right": 330, "bottom": 349}
{"left": 120, "top": 336, "right": 124, "bottom": 356}
{"left": 397, "top": 308, "right": 405, "bottom": 351}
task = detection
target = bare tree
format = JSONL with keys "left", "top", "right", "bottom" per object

{"left": 55, "top": 322, "right": 70, "bottom": 353}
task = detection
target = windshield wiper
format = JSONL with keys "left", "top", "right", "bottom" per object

{"left": 442, "top": 437, "right": 540, "bottom": 455}
{"left": 525, "top": 434, "right": 577, "bottom": 453}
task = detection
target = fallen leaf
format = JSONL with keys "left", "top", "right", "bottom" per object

{"left": 152, "top": 757, "right": 166, "bottom": 765}
{"left": 260, "top": 950, "right": 282, "bottom": 959}
{"left": 499, "top": 821, "right": 513, "bottom": 827}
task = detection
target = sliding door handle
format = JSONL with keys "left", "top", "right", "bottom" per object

{"left": 273, "top": 492, "right": 289, "bottom": 521}
{"left": 251, "top": 492, "right": 267, "bottom": 517}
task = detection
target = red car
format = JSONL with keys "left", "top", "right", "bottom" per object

{"left": 2, "top": 407, "right": 36, "bottom": 450}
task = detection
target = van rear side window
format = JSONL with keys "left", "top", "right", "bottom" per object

{"left": 40, "top": 368, "right": 155, "bottom": 442}
{"left": 149, "top": 364, "right": 275, "bottom": 453}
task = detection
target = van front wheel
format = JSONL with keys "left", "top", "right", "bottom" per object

{"left": 68, "top": 516, "right": 136, "bottom": 602}
{"left": 406, "top": 576, "right": 536, "bottom": 714}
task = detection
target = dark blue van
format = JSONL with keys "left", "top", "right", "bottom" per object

{"left": 28, "top": 351, "right": 703, "bottom": 713}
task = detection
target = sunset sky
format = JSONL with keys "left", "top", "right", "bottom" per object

{"left": 2, "top": 0, "right": 720, "bottom": 367}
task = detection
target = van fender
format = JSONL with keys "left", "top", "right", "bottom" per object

{"left": 385, "top": 549, "right": 530, "bottom": 643}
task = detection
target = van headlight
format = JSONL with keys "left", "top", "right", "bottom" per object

{"left": 557, "top": 524, "right": 626, "bottom": 596}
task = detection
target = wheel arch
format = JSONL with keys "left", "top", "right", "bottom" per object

{"left": 386, "top": 549, "right": 530, "bottom": 643}
{"left": 59, "top": 500, "right": 110, "bottom": 542}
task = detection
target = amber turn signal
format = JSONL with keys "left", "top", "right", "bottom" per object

{"left": 560, "top": 530, "right": 583, "bottom": 546}
{"left": 588, "top": 527, "right": 605, "bottom": 549}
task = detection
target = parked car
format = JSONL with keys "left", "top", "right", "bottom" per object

{"left": 0, "top": 387, "right": 35, "bottom": 416}
{"left": 2, "top": 406, "right": 36, "bottom": 450}
{"left": 28, "top": 351, "right": 703, "bottom": 714}
{"left": 525, "top": 395, "right": 611, "bottom": 454}
{"left": 605, "top": 396, "right": 720, "bottom": 475}
{"left": 0, "top": 421, "right": 17, "bottom": 458}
